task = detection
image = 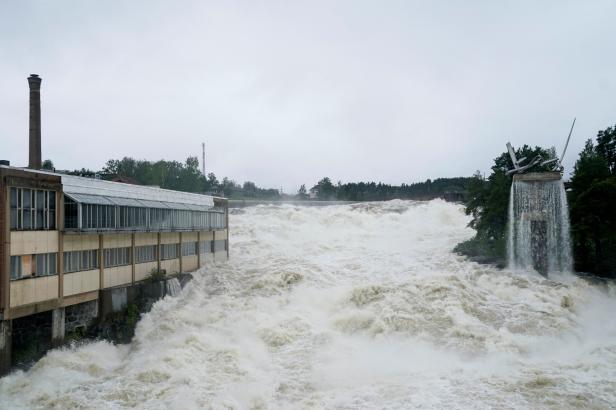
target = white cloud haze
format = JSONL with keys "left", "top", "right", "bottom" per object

{"left": 1, "top": 0, "right": 615, "bottom": 192}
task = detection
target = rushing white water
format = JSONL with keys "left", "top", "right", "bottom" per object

{"left": 165, "top": 278, "right": 182, "bottom": 297}
{"left": 508, "top": 179, "right": 573, "bottom": 274}
{"left": 1, "top": 200, "right": 616, "bottom": 409}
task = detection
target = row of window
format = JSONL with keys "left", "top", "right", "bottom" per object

{"left": 9, "top": 186, "right": 226, "bottom": 233}
{"left": 9, "top": 240, "right": 227, "bottom": 280}
{"left": 160, "top": 243, "right": 179, "bottom": 260}
{"left": 64, "top": 199, "right": 226, "bottom": 231}
{"left": 64, "top": 250, "right": 99, "bottom": 273}
{"left": 135, "top": 245, "right": 157, "bottom": 263}
{"left": 181, "top": 241, "right": 197, "bottom": 256}
{"left": 10, "top": 188, "right": 56, "bottom": 231}
{"left": 10, "top": 253, "right": 57, "bottom": 280}
{"left": 104, "top": 247, "right": 132, "bottom": 268}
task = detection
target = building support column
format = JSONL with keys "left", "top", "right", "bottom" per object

{"left": 131, "top": 233, "right": 135, "bottom": 284}
{"left": 157, "top": 232, "right": 161, "bottom": 273}
{"left": 0, "top": 320, "right": 11, "bottom": 376}
{"left": 179, "top": 232, "right": 183, "bottom": 273}
{"left": 197, "top": 231, "right": 201, "bottom": 267}
{"left": 51, "top": 307, "right": 65, "bottom": 347}
{"left": 212, "top": 230, "right": 216, "bottom": 262}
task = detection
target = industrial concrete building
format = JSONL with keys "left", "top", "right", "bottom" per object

{"left": 0, "top": 74, "right": 229, "bottom": 375}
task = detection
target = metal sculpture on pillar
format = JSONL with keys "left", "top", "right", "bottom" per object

{"left": 506, "top": 119, "right": 575, "bottom": 276}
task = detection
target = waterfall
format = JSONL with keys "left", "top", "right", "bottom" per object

{"left": 166, "top": 278, "right": 182, "bottom": 297}
{"left": 507, "top": 177, "right": 573, "bottom": 275}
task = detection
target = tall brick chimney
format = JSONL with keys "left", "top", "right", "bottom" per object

{"left": 28, "top": 74, "right": 42, "bottom": 169}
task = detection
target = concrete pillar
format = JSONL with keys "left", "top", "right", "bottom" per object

{"left": 131, "top": 233, "right": 135, "bottom": 284}
{"left": 179, "top": 232, "right": 183, "bottom": 273}
{"left": 157, "top": 232, "right": 161, "bottom": 273}
{"left": 197, "top": 231, "right": 201, "bottom": 267}
{"left": 51, "top": 307, "right": 65, "bottom": 347}
{"left": 0, "top": 320, "right": 11, "bottom": 376}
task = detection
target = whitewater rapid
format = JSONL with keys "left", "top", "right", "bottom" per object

{"left": 1, "top": 200, "right": 616, "bottom": 409}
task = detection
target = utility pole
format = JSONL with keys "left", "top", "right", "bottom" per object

{"left": 201, "top": 142, "right": 206, "bottom": 176}
{"left": 202, "top": 142, "right": 206, "bottom": 193}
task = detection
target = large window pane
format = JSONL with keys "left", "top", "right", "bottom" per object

{"left": 10, "top": 256, "right": 22, "bottom": 280}
{"left": 48, "top": 253, "right": 57, "bottom": 275}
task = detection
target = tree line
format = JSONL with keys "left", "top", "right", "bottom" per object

{"left": 46, "top": 157, "right": 282, "bottom": 200}
{"left": 45, "top": 156, "right": 472, "bottom": 202}
{"left": 303, "top": 177, "right": 472, "bottom": 201}
{"left": 456, "top": 124, "right": 616, "bottom": 278}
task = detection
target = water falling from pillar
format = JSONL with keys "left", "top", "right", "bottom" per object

{"left": 507, "top": 172, "right": 573, "bottom": 275}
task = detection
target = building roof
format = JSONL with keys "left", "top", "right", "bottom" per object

{"left": 61, "top": 174, "right": 215, "bottom": 210}
{"left": 1, "top": 165, "right": 217, "bottom": 210}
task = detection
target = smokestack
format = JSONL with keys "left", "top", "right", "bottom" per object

{"left": 28, "top": 74, "right": 42, "bottom": 169}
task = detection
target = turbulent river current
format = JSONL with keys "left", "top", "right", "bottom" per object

{"left": 2, "top": 200, "right": 616, "bottom": 409}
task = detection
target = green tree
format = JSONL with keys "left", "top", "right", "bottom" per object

{"left": 595, "top": 125, "right": 616, "bottom": 174}
{"left": 297, "top": 184, "right": 308, "bottom": 199}
{"left": 42, "top": 159, "right": 54, "bottom": 170}
{"left": 242, "top": 181, "right": 257, "bottom": 198}
{"left": 569, "top": 126, "right": 616, "bottom": 277}
{"left": 316, "top": 177, "right": 336, "bottom": 200}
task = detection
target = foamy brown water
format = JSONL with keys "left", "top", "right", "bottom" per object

{"left": 1, "top": 200, "right": 615, "bottom": 409}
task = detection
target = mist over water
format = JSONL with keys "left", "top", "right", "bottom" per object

{"left": 2, "top": 200, "right": 616, "bottom": 409}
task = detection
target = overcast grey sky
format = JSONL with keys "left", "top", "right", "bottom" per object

{"left": 1, "top": 1, "right": 615, "bottom": 192}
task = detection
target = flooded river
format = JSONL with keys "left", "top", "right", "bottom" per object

{"left": 1, "top": 200, "right": 615, "bottom": 409}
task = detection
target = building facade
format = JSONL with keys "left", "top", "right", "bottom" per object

{"left": 0, "top": 165, "right": 228, "bottom": 373}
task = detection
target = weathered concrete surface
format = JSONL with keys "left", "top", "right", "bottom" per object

{"left": 65, "top": 301, "right": 98, "bottom": 334}
{"left": 51, "top": 308, "right": 65, "bottom": 347}
{"left": 100, "top": 287, "right": 128, "bottom": 320}
{"left": 513, "top": 171, "right": 562, "bottom": 181}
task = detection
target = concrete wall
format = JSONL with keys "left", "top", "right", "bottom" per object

{"left": 103, "top": 265, "right": 132, "bottom": 288}
{"left": 65, "top": 300, "right": 98, "bottom": 333}
{"left": 9, "top": 276, "right": 58, "bottom": 307}
{"left": 135, "top": 261, "right": 157, "bottom": 282}
{"left": 183, "top": 231, "right": 198, "bottom": 242}
{"left": 10, "top": 231, "right": 59, "bottom": 255}
{"left": 160, "top": 232, "right": 179, "bottom": 245}
{"left": 103, "top": 233, "right": 131, "bottom": 248}
{"left": 214, "top": 229, "right": 228, "bottom": 239}
{"left": 201, "top": 231, "right": 214, "bottom": 241}
{"left": 63, "top": 269, "right": 99, "bottom": 297}
{"left": 135, "top": 233, "right": 157, "bottom": 246}
{"left": 63, "top": 234, "right": 98, "bottom": 252}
